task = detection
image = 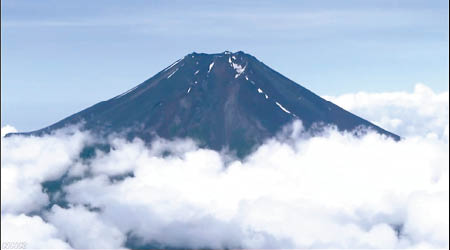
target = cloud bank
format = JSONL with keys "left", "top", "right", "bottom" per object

{"left": 1, "top": 125, "right": 17, "bottom": 138}
{"left": 1, "top": 84, "right": 449, "bottom": 249}
{"left": 324, "top": 83, "right": 449, "bottom": 140}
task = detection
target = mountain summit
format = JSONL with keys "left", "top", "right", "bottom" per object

{"left": 18, "top": 51, "right": 400, "bottom": 156}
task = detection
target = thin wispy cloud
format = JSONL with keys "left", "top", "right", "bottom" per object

{"left": 2, "top": 8, "right": 443, "bottom": 34}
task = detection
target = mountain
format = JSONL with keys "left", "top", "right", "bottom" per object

{"left": 14, "top": 51, "right": 400, "bottom": 157}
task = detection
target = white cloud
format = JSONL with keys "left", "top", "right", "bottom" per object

{"left": 403, "top": 191, "right": 449, "bottom": 247}
{"left": 1, "top": 214, "right": 70, "bottom": 249}
{"left": 323, "top": 83, "right": 449, "bottom": 140}
{"left": 45, "top": 205, "right": 126, "bottom": 249}
{"left": 58, "top": 126, "right": 448, "bottom": 249}
{"left": 1, "top": 127, "right": 91, "bottom": 214}
{"left": 1, "top": 84, "right": 448, "bottom": 249}
{"left": 1, "top": 125, "right": 17, "bottom": 137}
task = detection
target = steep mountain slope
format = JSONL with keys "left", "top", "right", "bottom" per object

{"left": 16, "top": 51, "right": 400, "bottom": 156}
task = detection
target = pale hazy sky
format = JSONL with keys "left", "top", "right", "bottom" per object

{"left": 1, "top": 0, "right": 449, "bottom": 131}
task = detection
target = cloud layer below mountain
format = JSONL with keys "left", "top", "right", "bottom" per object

{"left": 1, "top": 84, "right": 448, "bottom": 249}
{"left": 324, "top": 83, "right": 449, "bottom": 140}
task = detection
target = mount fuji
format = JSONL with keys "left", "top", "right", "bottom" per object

{"left": 13, "top": 51, "right": 400, "bottom": 157}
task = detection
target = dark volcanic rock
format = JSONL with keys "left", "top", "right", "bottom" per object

{"left": 13, "top": 51, "right": 400, "bottom": 157}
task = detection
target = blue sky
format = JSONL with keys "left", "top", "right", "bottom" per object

{"left": 1, "top": 0, "right": 448, "bottom": 131}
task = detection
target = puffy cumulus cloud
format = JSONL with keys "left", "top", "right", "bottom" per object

{"left": 1, "top": 214, "right": 70, "bottom": 249}
{"left": 60, "top": 127, "right": 448, "bottom": 249}
{"left": 45, "top": 205, "right": 126, "bottom": 249}
{"left": 323, "top": 83, "right": 449, "bottom": 140}
{"left": 1, "top": 125, "right": 17, "bottom": 137}
{"left": 1, "top": 84, "right": 448, "bottom": 249}
{"left": 86, "top": 137, "right": 199, "bottom": 177}
{"left": 1, "top": 126, "right": 92, "bottom": 214}
{"left": 403, "top": 191, "right": 449, "bottom": 247}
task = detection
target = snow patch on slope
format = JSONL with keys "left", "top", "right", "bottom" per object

{"left": 114, "top": 85, "right": 139, "bottom": 99}
{"left": 233, "top": 64, "right": 246, "bottom": 78}
{"left": 208, "top": 62, "right": 214, "bottom": 73}
{"left": 167, "top": 68, "right": 179, "bottom": 79}
{"left": 276, "top": 102, "right": 291, "bottom": 114}
{"left": 228, "top": 56, "right": 247, "bottom": 78}
{"left": 257, "top": 88, "right": 269, "bottom": 99}
{"left": 163, "top": 59, "right": 182, "bottom": 72}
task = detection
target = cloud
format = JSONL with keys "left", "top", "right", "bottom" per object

{"left": 1, "top": 214, "right": 70, "bottom": 249}
{"left": 403, "top": 192, "right": 449, "bottom": 247}
{"left": 323, "top": 83, "right": 449, "bottom": 140}
{"left": 1, "top": 125, "right": 17, "bottom": 137}
{"left": 3, "top": 5, "right": 442, "bottom": 40}
{"left": 1, "top": 127, "right": 91, "bottom": 214}
{"left": 59, "top": 127, "right": 448, "bottom": 249}
{"left": 1, "top": 84, "right": 448, "bottom": 249}
{"left": 45, "top": 205, "right": 125, "bottom": 249}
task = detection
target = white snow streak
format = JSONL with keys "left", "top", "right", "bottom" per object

{"left": 114, "top": 85, "right": 139, "bottom": 99}
{"left": 208, "top": 62, "right": 214, "bottom": 73}
{"left": 167, "top": 68, "right": 179, "bottom": 79}
{"left": 256, "top": 88, "right": 269, "bottom": 99}
{"left": 228, "top": 56, "right": 246, "bottom": 78}
{"left": 276, "top": 102, "right": 291, "bottom": 114}
{"left": 232, "top": 63, "right": 246, "bottom": 78}
{"left": 163, "top": 59, "right": 181, "bottom": 72}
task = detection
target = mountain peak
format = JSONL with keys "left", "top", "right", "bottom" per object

{"left": 186, "top": 50, "right": 250, "bottom": 58}
{"left": 164, "top": 51, "right": 254, "bottom": 88}
{"left": 15, "top": 51, "right": 400, "bottom": 157}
